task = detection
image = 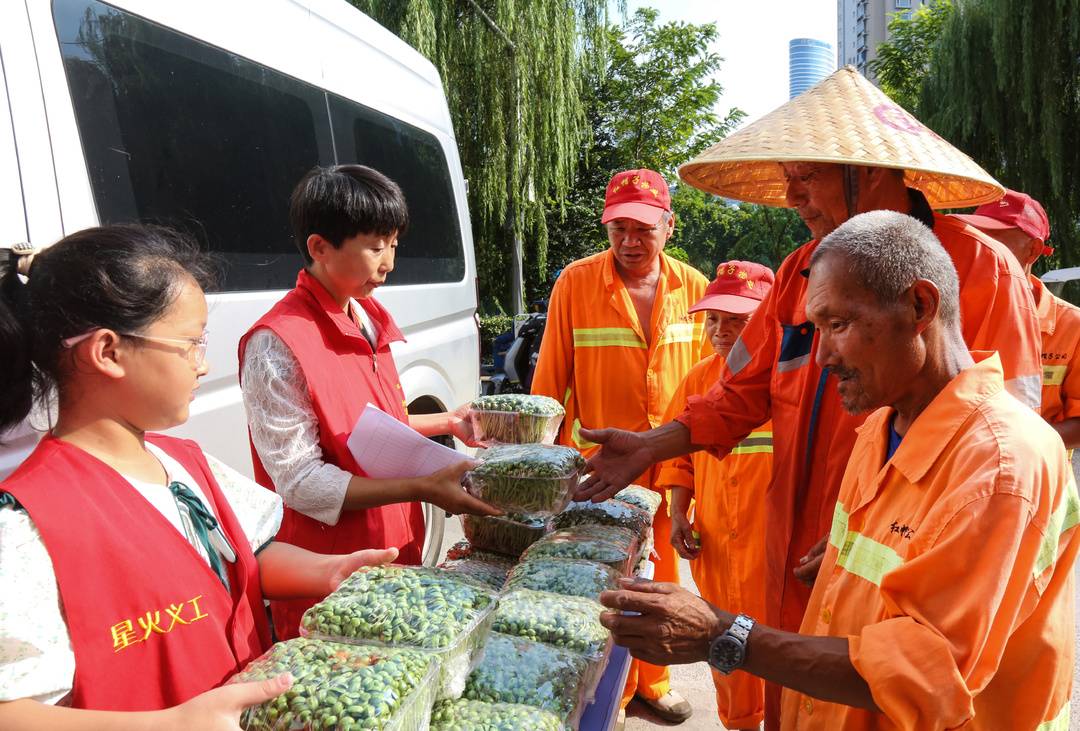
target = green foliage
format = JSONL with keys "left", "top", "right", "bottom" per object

{"left": 600, "top": 8, "right": 745, "bottom": 179}
{"left": 669, "top": 185, "right": 807, "bottom": 277}
{"left": 352, "top": 0, "right": 616, "bottom": 312}
{"left": 868, "top": 0, "right": 954, "bottom": 113}
{"left": 545, "top": 7, "right": 751, "bottom": 293}
{"left": 916, "top": 0, "right": 1080, "bottom": 280}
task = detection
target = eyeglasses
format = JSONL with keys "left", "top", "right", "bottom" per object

{"left": 62, "top": 329, "right": 210, "bottom": 368}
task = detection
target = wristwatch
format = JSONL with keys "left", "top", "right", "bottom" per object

{"left": 707, "top": 613, "right": 755, "bottom": 675}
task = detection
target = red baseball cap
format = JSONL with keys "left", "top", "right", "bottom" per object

{"left": 601, "top": 169, "right": 671, "bottom": 225}
{"left": 954, "top": 189, "right": 1053, "bottom": 256}
{"left": 690, "top": 261, "right": 775, "bottom": 315}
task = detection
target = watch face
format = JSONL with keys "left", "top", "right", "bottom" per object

{"left": 709, "top": 636, "right": 743, "bottom": 672}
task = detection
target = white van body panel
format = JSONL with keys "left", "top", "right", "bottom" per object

{"left": 5, "top": 0, "right": 479, "bottom": 485}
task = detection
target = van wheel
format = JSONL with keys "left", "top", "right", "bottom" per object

{"left": 422, "top": 502, "right": 446, "bottom": 566}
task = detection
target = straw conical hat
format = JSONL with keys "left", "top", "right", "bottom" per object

{"left": 678, "top": 66, "right": 1003, "bottom": 209}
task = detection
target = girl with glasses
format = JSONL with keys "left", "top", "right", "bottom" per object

{"left": 0, "top": 224, "right": 396, "bottom": 729}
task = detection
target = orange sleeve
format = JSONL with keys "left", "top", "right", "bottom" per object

{"left": 531, "top": 272, "right": 574, "bottom": 405}
{"left": 952, "top": 237, "right": 1042, "bottom": 410}
{"left": 1060, "top": 318, "right": 1080, "bottom": 420}
{"left": 657, "top": 367, "right": 697, "bottom": 491}
{"left": 848, "top": 492, "right": 1046, "bottom": 729}
{"left": 674, "top": 282, "right": 778, "bottom": 458}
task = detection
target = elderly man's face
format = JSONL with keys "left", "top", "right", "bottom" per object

{"left": 606, "top": 215, "right": 673, "bottom": 275}
{"left": 806, "top": 253, "right": 915, "bottom": 414}
{"left": 782, "top": 163, "right": 850, "bottom": 240}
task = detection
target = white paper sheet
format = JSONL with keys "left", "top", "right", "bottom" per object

{"left": 347, "top": 403, "right": 467, "bottom": 479}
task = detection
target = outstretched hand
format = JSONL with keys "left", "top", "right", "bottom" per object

{"left": 574, "top": 428, "right": 655, "bottom": 502}
{"left": 423, "top": 459, "right": 502, "bottom": 517}
{"left": 598, "top": 579, "right": 730, "bottom": 666}
{"left": 165, "top": 673, "right": 292, "bottom": 730}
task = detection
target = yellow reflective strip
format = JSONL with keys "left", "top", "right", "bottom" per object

{"left": 730, "top": 444, "right": 773, "bottom": 455}
{"left": 829, "top": 502, "right": 849, "bottom": 550}
{"left": 563, "top": 387, "right": 572, "bottom": 405}
{"left": 829, "top": 503, "right": 904, "bottom": 586}
{"left": 571, "top": 418, "right": 598, "bottom": 449}
{"left": 1035, "top": 477, "right": 1080, "bottom": 578}
{"left": 573, "top": 327, "right": 646, "bottom": 349}
{"left": 749, "top": 431, "right": 773, "bottom": 438}
{"left": 1037, "top": 703, "right": 1070, "bottom": 730}
{"left": 1043, "top": 364, "right": 1067, "bottom": 386}
{"left": 656, "top": 322, "right": 698, "bottom": 346}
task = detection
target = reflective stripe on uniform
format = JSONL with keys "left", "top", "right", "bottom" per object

{"left": 655, "top": 321, "right": 701, "bottom": 347}
{"left": 1036, "top": 703, "right": 1070, "bottom": 730}
{"left": 828, "top": 503, "right": 905, "bottom": 586}
{"left": 726, "top": 338, "right": 751, "bottom": 377}
{"left": 1035, "top": 477, "right": 1080, "bottom": 579}
{"left": 730, "top": 431, "right": 773, "bottom": 455}
{"left": 1043, "top": 364, "right": 1067, "bottom": 387}
{"left": 571, "top": 418, "right": 598, "bottom": 449}
{"left": 1005, "top": 374, "right": 1042, "bottom": 410}
{"left": 572, "top": 327, "right": 646, "bottom": 349}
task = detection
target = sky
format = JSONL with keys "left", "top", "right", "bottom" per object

{"left": 621, "top": 0, "right": 838, "bottom": 127}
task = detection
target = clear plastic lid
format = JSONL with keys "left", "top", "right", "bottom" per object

{"left": 504, "top": 558, "right": 621, "bottom": 600}
{"left": 432, "top": 699, "right": 568, "bottom": 730}
{"left": 613, "top": 484, "right": 662, "bottom": 517}
{"left": 465, "top": 445, "right": 585, "bottom": 514}
{"left": 492, "top": 588, "right": 610, "bottom": 657}
{"left": 461, "top": 512, "right": 551, "bottom": 557}
{"left": 552, "top": 498, "right": 652, "bottom": 541}
{"left": 231, "top": 638, "right": 438, "bottom": 731}
{"left": 519, "top": 524, "right": 642, "bottom": 575}
{"left": 467, "top": 394, "right": 565, "bottom": 445}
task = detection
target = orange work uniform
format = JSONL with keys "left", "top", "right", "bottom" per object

{"left": 781, "top": 353, "right": 1077, "bottom": 730}
{"left": 658, "top": 353, "right": 772, "bottom": 729}
{"left": 1033, "top": 275, "right": 1080, "bottom": 426}
{"left": 677, "top": 213, "right": 1041, "bottom": 727}
{"left": 532, "top": 248, "right": 709, "bottom": 703}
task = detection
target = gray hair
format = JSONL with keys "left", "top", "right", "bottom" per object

{"left": 809, "top": 210, "right": 960, "bottom": 329}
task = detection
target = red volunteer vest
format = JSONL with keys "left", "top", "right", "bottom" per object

{"left": 1, "top": 434, "right": 270, "bottom": 710}
{"left": 239, "top": 269, "right": 424, "bottom": 640}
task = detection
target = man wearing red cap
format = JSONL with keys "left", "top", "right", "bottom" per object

{"left": 659, "top": 260, "right": 775, "bottom": 731}
{"left": 532, "top": 168, "right": 708, "bottom": 722}
{"left": 955, "top": 191, "right": 1080, "bottom": 448}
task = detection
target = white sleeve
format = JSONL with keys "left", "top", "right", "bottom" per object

{"left": 241, "top": 329, "right": 352, "bottom": 526}
{"left": 0, "top": 503, "right": 74, "bottom": 704}
{"left": 203, "top": 453, "right": 283, "bottom": 553}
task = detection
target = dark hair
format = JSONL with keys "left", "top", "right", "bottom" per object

{"left": 288, "top": 164, "right": 409, "bottom": 265}
{"left": 0, "top": 224, "right": 217, "bottom": 434}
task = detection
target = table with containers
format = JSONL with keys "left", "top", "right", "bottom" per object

{"left": 231, "top": 394, "right": 662, "bottom": 730}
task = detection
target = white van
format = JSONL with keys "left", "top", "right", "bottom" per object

{"left": 0, "top": 0, "right": 480, "bottom": 562}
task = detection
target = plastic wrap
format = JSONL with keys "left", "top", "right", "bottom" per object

{"left": 300, "top": 565, "right": 498, "bottom": 700}
{"left": 465, "top": 445, "right": 584, "bottom": 514}
{"left": 552, "top": 498, "right": 652, "bottom": 542}
{"left": 461, "top": 512, "right": 551, "bottom": 557}
{"left": 519, "top": 524, "right": 642, "bottom": 575}
{"left": 232, "top": 638, "right": 438, "bottom": 731}
{"left": 492, "top": 588, "right": 609, "bottom": 656}
{"left": 431, "top": 699, "right": 567, "bottom": 730}
{"left": 437, "top": 554, "right": 515, "bottom": 590}
{"left": 503, "top": 558, "right": 621, "bottom": 600}
{"left": 467, "top": 394, "right": 565, "bottom": 445}
{"left": 612, "top": 484, "right": 662, "bottom": 517}
{"left": 464, "top": 632, "right": 589, "bottom": 725}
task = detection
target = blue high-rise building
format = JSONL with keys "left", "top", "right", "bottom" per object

{"left": 789, "top": 38, "right": 835, "bottom": 99}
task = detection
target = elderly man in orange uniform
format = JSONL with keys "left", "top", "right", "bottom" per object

{"left": 955, "top": 190, "right": 1080, "bottom": 449}
{"left": 575, "top": 68, "right": 1042, "bottom": 728}
{"left": 532, "top": 168, "right": 708, "bottom": 722}
{"left": 660, "top": 260, "right": 775, "bottom": 731}
{"left": 599, "top": 210, "right": 1077, "bottom": 731}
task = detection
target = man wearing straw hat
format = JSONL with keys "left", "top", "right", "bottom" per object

{"left": 954, "top": 190, "right": 1080, "bottom": 450}
{"left": 598, "top": 210, "right": 1077, "bottom": 731}
{"left": 532, "top": 167, "right": 708, "bottom": 723}
{"left": 574, "top": 67, "right": 1043, "bottom": 727}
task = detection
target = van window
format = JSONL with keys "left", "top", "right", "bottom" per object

{"left": 330, "top": 95, "right": 465, "bottom": 284}
{"left": 53, "top": 0, "right": 466, "bottom": 291}
{"left": 53, "top": 0, "right": 332, "bottom": 292}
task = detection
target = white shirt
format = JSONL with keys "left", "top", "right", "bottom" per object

{"left": 241, "top": 298, "right": 380, "bottom": 527}
{"left": 0, "top": 446, "right": 282, "bottom": 704}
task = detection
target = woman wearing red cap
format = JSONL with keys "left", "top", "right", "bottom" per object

{"left": 658, "top": 260, "right": 775, "bottom": 731}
